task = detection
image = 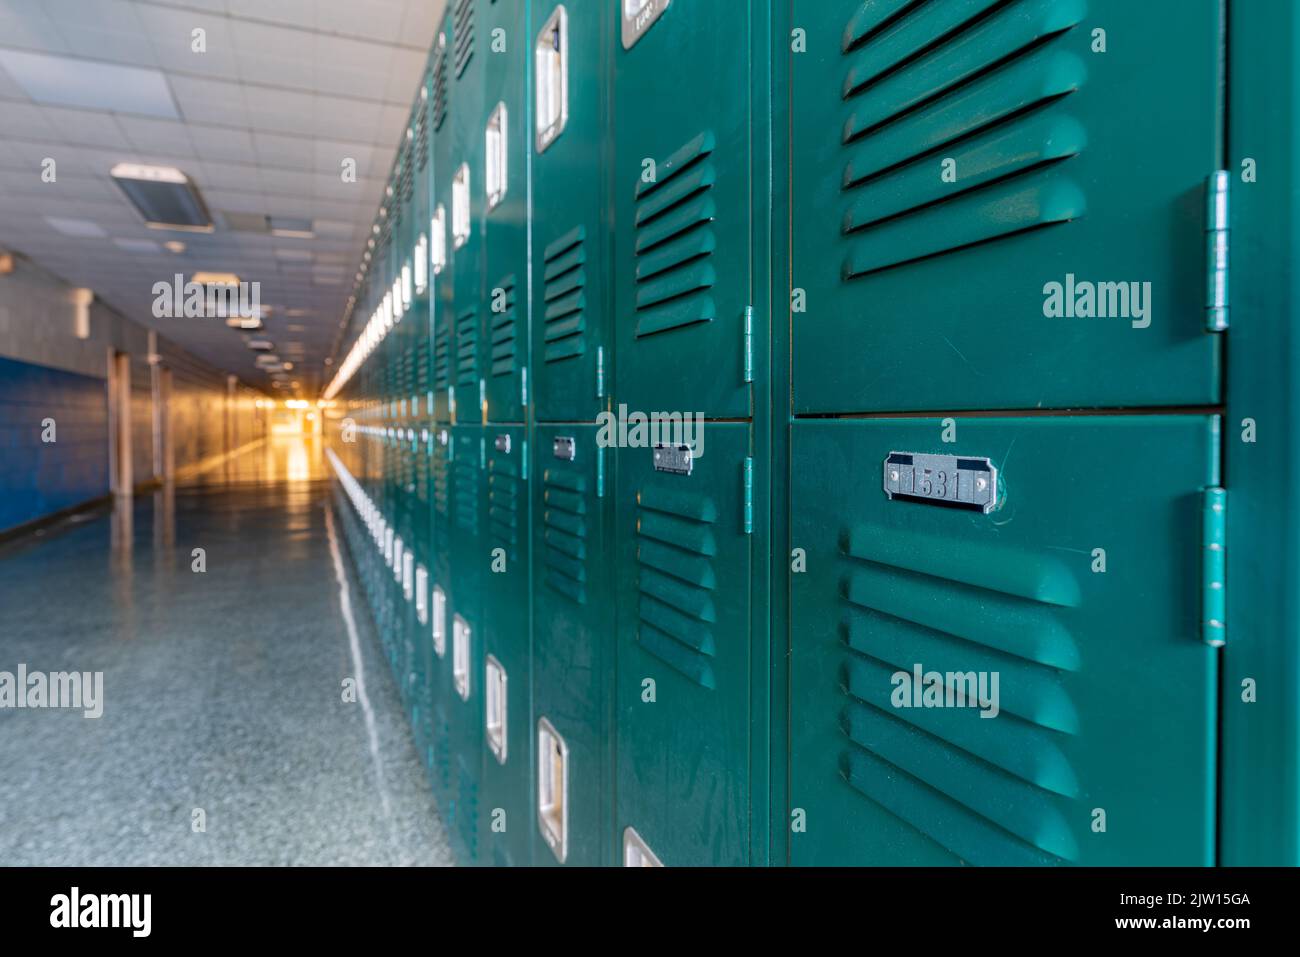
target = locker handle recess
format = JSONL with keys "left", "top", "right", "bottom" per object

{"left": 453, "top": 614, "right": 471, "bottom": 700}
{"left": 432, "top": 586, "right": 447, "bottom": 658}
{"left": 452, "top": 163, "right": 471, "bottom": 249}
{"left": 537, "top": 718, "right": 569, "bottom": 862}
{"left": 535, "top": 6, "right": 569, "bottom": 153}
{"left": 485, "top": 656, "right": 507, "bottom": 764}
{"left": 621, "top": 0, "right": 669, "bottom": 49}
{"left": 623, "top": 827, "right": 663, "bottom": 867}
{"left": 485, "top": 103, "right": 508, "bottom": 211}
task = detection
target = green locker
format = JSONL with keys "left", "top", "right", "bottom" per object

{"left": 615, "top": 423, "right": 754, "bottom": 865}
{"left": 481, "top": 0, "right": 531, "bottom": 424}
{"left": 612, "top": 0, "right": 757, "bottom": 419}
{"left": 429, "top": 424, "right": 456, "bottom": 806}
{"left": 450, "top": 0, "right": 485, "bottom": 428}
{"left": 1222, "top": 3, "right": 1300, "bottom": 866}
{"left": 432, "top": 14, "right": 455, "bottom": 423}
{"left": 790, "top": 0, "right": 1222, "bottom": 413}
{"left": 448, "top": 423, "right": 485, "bottom": 863}
{"left": 788, "top": 416, "right": 1219, "bottom": 865}
{"left": 480, "top": 424, "right": 533, "bottom": 865}
{"left": 531, "top": 424, "right": 614, "bottom": 865}
{"left": 531, "top": 0, "right": 611, "bottom": 423}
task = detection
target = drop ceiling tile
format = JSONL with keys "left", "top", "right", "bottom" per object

{"left": 168, "top": 74, "right": 248, "bottom": 127}
{"left": 137, "top": 6, "right": 240, "bottom": 78}
{"left": 315, "top": 0, "right": 407, "bottom": 44}
{"left": 252, "top": 130, "right": 314, "bottom": 169}
{"left": 36, "top": 106, "right": 133, "bottom": 150}
{"left": 401, "top": 0, "right": 445, "bottom": 44}
{"left": 186, "top": 124, "right": 255, "bottom": 163}
{"left": 0, "top": 49, "right": 179, "bottom": 117}
{"left": 45, "top": 215, "right": 108, "bottom": 237}
{"left": 242, "top": 86, "right": 317, "bottom": 137}
{"left": 383, "top": 48, "right": 429, "bottom": 102}
{"left": 116, "top": 115, "right": 197, "bottom": 155}
{"left": 225, "top": 0, "right": 314, "bottom": 28}
{"left": 0, "top": 100, "right": 58, "bottom": 139}
{"left": 311, "top": 64, "right": 389, "bottom": 102}
{"left": 313, "top": 139, "right": 372, "bottom": 174}
{"left": 0, "top": 0, "right": 71, "bottom": 54}
{"left": 308, "top": 95, "right": 380, "bottom": 141}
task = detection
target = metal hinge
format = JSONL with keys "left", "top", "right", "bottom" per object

{"left": 742, "top": 306, "right": 754, "bottom": 384}
{"left": 1206, "top": 171, "right": 1229, "bottom": 332}
{"left": 596, "top": 346, "right": 605, "bottom": 399}
{"left": 521, "top": 366, "right": 528, "bottom": 408}
{"left": 742, "top": 456, "right": 753, "bottom": 534}
{"left": 596, "top": 444, "right": 605, "bottom": 498}
{"left": 1202, "top": 487, "right": 1226, "bottom": 647}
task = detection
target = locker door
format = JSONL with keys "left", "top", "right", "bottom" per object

{"left": 448, "top": 423, "right": 485, "bottom": 863}
{"left": 480, "top": 424, "right": 533, "bottom": 865}
{"left": 431, "top": 18, "right": 455, "bottom": 422}
{"left": 791, "top": 0, "right": 1222, "bottom": 413}
{"left": 789, "top": 416, "right": 1219, "bottom": 865}
{"left": 615, "top": 423, "right": 753, "bottom": 865}
{"left": 429, "top": 424, "right": 455, "bottom": 804}
{"left": 449, "top": 0, "right": 485, "bottom": 427}
{"left": 531, "top": 425, "right": 614, "bottom": 865}
{"left": 531, "top": 0, "right": 611, "bottom": 422}
{"left": 612, "top": 1, "right": 754, "bottom": 418}
{"left": 482, "top": 0, "right": 531, "bottom": 424}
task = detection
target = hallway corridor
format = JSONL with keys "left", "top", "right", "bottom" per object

{"left": 0, "top": 437, "right": 453, "bottom": 866}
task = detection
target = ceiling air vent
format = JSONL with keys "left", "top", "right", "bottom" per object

{"left": 110, "top": 163, "right": 213, "bottom": 233}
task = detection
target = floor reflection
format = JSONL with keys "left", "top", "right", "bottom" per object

{"left": 0, "top": 430, "right": 451, "bottom": 865}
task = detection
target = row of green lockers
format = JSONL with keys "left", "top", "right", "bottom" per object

{"left": 325, "top": 0, "right": 1296, "bottom": 865}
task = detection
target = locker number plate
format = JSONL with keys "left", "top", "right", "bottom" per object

{"left": 653, "top": 444, "right": 693, "bottom": 476}
{"left": 883, "top": 452, "right": 998, "bottom": 513}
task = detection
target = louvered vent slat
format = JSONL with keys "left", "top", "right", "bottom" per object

{"left": 633, "top": 133, "right": 718, "bottom": 339}
{"left": 452, "top": 451, "right": 478, "bottom": 534}
{"left": 488, "top": 457, "right": 522, "bottom": 559}
{"left": 838, "top": 0, "right": 1086, "bottom": 279}
{"left": 634, "top": 484, "right": 719, "bottom": 690}
{"left": 416, "top": 76, "right": 430, "bottom": 171}
{"left": 542, "top": 226, "right": 587, "bottom": 363}
{"left": 489, "top": 275, "right": 518, "bottom": 377}
{"left": 434, "top": 321, "right": 451, "bottom": 392}
{"left": 543, "top": 466, "right": 589, "bottom": 604}
{"left": 455, "top": 307, "right": 478, "bottom": 389}
{"left": 453, "top": 0, "right": 474, "bottom": 78}
{"left": 833, "top": 517, "right": 1084, "bottom": 865}
{"left": 433, "top": 36, "right": 449, "bottom": 130}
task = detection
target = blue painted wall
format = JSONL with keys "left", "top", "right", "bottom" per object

{"left": 0, "top": 355, "right": 109, "bottom": 533}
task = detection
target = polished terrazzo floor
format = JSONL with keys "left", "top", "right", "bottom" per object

{"left": 0, "top": 436, "right": 453, "bottom": 865}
